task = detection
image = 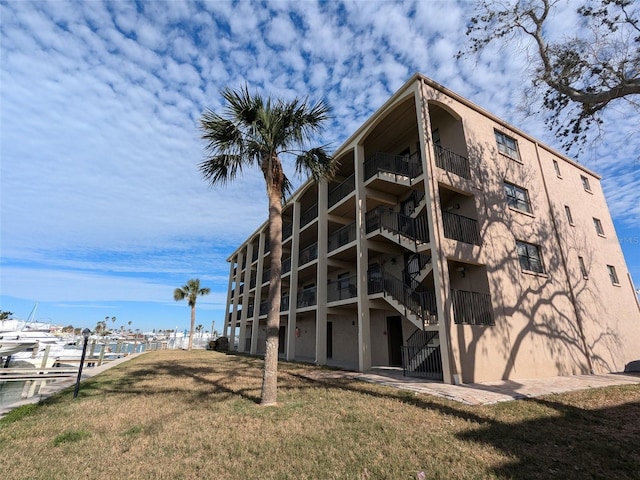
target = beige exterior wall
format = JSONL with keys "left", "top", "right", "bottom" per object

{"left": 223, "top": 74, "right": 640, "bottom": 384}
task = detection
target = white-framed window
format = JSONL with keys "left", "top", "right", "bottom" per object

{"left": 504, "top": 182, "right": 531, "bottom": 213}
{"left": 607, "top": 265, "right": 620, "bottom": 285}
{"left": 581, "top": 175, "right": 592, "bottom": 192}
{"left": 593, "top": 217, "right": 605, "bottom": 236}
{"left": 553, "top": 159, "right": 561, "bottom": 177}
{"left": 578, "top": 256, "right": 588, "bottom": 278}
{"left": 565, "top": 205, "right": 574, "bottom": 225}
{"left": 495, "top": 130, "right": 521, "bottom": 160}
{"left": 516, "top": 240, "right": 544, "bottom": 274}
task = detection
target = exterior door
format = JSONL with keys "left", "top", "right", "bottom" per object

{"left": 278, "top": 326, "right": 286, "bottom": 354}
{"left": 327, "top": 321, "right": 333, "bottom": 359}
{"left": 387, "top": 316, "right": 403, "bottom": 366}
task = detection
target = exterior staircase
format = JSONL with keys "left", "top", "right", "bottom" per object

{"left": 402, "top": 330, "right": 442, "bottom": 379}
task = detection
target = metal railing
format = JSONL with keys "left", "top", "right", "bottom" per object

{"left": 282, "top": 257, "right": 291, "bottom": 274}
{"left": 280, "top": 295, "right": 290, "bottom": 312}
{"left": 434, "top": 144, "right": 471, "bottom": 179}
{"left": 252, "top": 245, "right": 259, "bottom": 262}
{"left": 249, "top": 277, "right": 256, "bottom": 289}
{"left": 451, "top": 289, "right": 494, "bottom": 325}
{"left": 402, "top": 344, "right": 443, "bottom": 379}
{"left": 299, "top": 242, "right": 318, "bottom": 266}
{"left": 300, "top": 203, "right": 318, "bottom": 227}
{"left": 328, "top": 221, "right": 356, "bottom": 252}
{"left": 297, "top": 287, "right": 317, "bottom": 308}
{"left": 327, "top": 275, "right": 357, "bottom": 302}
{"left": 442, "top": 211, "right": 482, "bottom": 246}
{"left": 283, "top": 223, "right": 293, "bottom": 240}
{"left": 262, "top": 268, "right": 270, "bottom": 284}
{"left": 364, "top": 151, "right": 423, "bottom": 181}
{"left": 365, "top": 206, "right": 430, "bottom": 244}
{"left": 403, "top": 253, "right": 432, "bottom": 287}
{"left": 328, "top": 173, "right": 355, "bottom": 207}
{"left": 367, "top": 265, "right": 437, "bottom": 324}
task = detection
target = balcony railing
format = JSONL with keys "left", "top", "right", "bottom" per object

{"left": 328, "top": 221, "right": 356, "bottom": 252}
{"left": 280, "top": 295, "right": 290, "bottom": 312}
{"left": 442, "top": 211, "right": 482, "bottom": 246}
{"left": 262, "top": 268, "right": 270, "bottom": 284}
{"left": 299, "top": 242, "right": 318, "bottom": 266}
{"left": 300, "top": 203, "right": 318, "bottom": 227}
{"left": 259, "top": 301, "right": 268, "bottom": 316}
{"left": 328, "top": 174, "right": 355, "bottom": 207}
{"left": 249, "top": 277, "right": 256, "bottom": 289}
{"left": 283, "top": 223, "right": 293, "bottom": 240}
{"left": 297, "top": 287, "right": 317, "bottom": 308}
{"left": 367, "top": 264, "right": 437, "bottom": 325}
{"left": 434, "top": 145, "right": 471, "bottom": 180}
{"left": 451, "top": 289, "right": 493, "bottom": 325}
{"left": 365, "top": 206, "right": 430, "bottom": 244}
{"left": 327, "top": 275, "right": 357, "bottom": 302}
{"left": 247, "top": 305, "right": 254, "bottom": 317}
{"left": 282, "top": 257, "right": 291, "bottom": 274}
{"left": 364, "top": 151, "right": 423, "bottom": 182}
{"left": 251, "top": 245, "right": 259, "bottom": 262}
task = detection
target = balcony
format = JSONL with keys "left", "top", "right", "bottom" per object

{"left": 282, "top": 257, "right": 291, "bottom": 274}
{"left": 249, "top": 277, "right": 256, "bottom": 289}
{"left": 251, "top": 246, "right": 259, "bottom": 262}
{"left": 442, "top": 211, "right": 481, "bottom": 246}
{"left": 299, "top": 242, "right": 318, "bottom": 266}
{"left": 328, "top": 221, "right": 356, "bottom": 252}
{"left": 328, "top": 174, "right": 355, "bottom": 207}
{"left": 327, "top": 275, "right": 357, "bottom": 302}
{"left": 434, "top": 145, "right": 471, "bottom": 180}
{"left": 364, "top": 151, "right": 422, "bottom": 182}
{"left": 300, "top": 203, "right": 318, "bottom": 227}
{"left": 297, "top": 287, "right": 317, "bottom": 308}
{"left": 365, "top": 207, "right": 430, "bottom": 244}
{"left": 283, "top": 223, "right": 293, "bottom": 240}
{"left": 262, "top": 268, "right": 270, "bottom": 284}
{"left": 280, "top": 295, "right": 290, "bottom": 312}
{"left": 451, "top": 289, "right": 493, "bottom": 325}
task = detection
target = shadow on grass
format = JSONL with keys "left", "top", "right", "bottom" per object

{"left": 296, "top": 371, "right": 640, "bottom": 479}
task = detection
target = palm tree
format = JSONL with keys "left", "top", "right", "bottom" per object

{"left": 173, "top": 279, "right": 211, "bottom": 351}
{"left": 199, "top": 85, "right": 336, "bottom": 406}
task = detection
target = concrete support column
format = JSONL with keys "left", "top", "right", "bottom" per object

{"left": 286, "top": 201, "right": 301, "bottom": 361}
{"left": 315, "top": 183, "right": 329, "bottom": 365}
{"left": 251, "top": 232, "right": 266, "bottom": 355}
{"left": 355, "top": 143, "right": 371, "bottom": 372}
{"left": 238, "top": 243, "right": 254, "bottom": 353}
{"left": 224, "top": 259, "right": 235, "bottom": 338}
{"left": 229, "top": 251, "right": 244, "bottom": 351}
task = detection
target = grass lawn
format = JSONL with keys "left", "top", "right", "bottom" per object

{"left": 1, "top": 350, "right": 639, "bottom": 479}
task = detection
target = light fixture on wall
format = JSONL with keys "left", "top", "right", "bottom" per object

{"left": 447, "top": 203, "right": 461, "bottom": 211}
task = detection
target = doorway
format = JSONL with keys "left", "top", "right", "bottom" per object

{"left": 326, "top": 321, "right": 333, "bottom": 359}
{"left": 278, "top": 326, "right": 286, "bottom": 354}
{"left": 387, "top": 316, "right": 403, "bottom": 366}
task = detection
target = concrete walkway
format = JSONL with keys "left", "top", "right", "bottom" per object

{"left": 0, "top": 352, "right": 145, "bottom": 419}
{"left": 302, "top": 367, "right": 640, "bottom": 405}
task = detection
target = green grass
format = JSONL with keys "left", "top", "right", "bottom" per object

{"left": 1, "top": 350, "right": 639, "bottom": 479}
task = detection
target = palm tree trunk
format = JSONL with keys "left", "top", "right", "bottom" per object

{"left": 189, "top": 305, "right": 195, "bottom": 351}
{"left": 261, "top": 184, "right": 283, "bottom": 406}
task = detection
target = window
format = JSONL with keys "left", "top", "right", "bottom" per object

{"left": 504, "top": 182, "right": 531, "bottom": 213}
{"left": 578, "top": 256, "right": 588, "bottom": 278}
{"left": 593, "top": 217, "right": 604, "bottom": 236}
{"left": 607, "top": 265, "right": 619, "bottom": 285}
{"left": 564, "top": 205, "right": 574, "bottom": 225}
{"left": 553, "top": 159, "right": 561, "bottom": 177}
{"left": 495, "top": 130, "right": 520, "bottom": 160}
{"left": 516, "top": 241, "right": 544, "bottom": 273}
{"left": 581, "top": 175, "right": 592, "bottom": 192}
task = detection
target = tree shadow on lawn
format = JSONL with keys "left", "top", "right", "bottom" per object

{"left": 293, "top": 372, "right": 640, "bottom": 479}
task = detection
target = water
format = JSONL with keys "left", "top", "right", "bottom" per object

{"left": 0, "top": 380, "right": 26, "bottom": 408}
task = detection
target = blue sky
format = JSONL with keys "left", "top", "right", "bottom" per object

{"left": 1, "top": 0, "right": 638, "bottom": 334}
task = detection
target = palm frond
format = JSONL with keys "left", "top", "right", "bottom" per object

{"left": 198, "top": 154, "right": 247, "bottom": 186}
{"left": 295, "top": 147, "right": 338, "bottom": 182}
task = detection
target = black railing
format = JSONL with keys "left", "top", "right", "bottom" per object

{"left": 300, "top": 203, "right": 318, "bottom": 227}
{"left": 451, "top": 289, "right": 494, "bottom": 325}
{"left": 328, "top": 174, "right": 355, "bottom": 207}
{"left": 367, "top": 265, "right": 437, "bottom": 325}
{"left": 403, "top": 253, "right": 432, "bottom": 287}
{"left": 262, "top": 268, "right": 270, "bottom": 284}
{"left": 434, "top": 144, "right": 471, "bottom": 179}
{"left": 280, "top": 295, "right": 290, "bottom": 312}
{"left": 247, "top": 305, "right": 254, "bottom": 317}
{"left": 252, "top": 245, "right": 259, "bottom": 262}
{"left": 299, "top": 242, "right": 318, "bottom": 266}
{"left": 249, "top": 277, "right": 256, "bottom": 289}
{"left": 402, "top": 344, "right": 443, "bottom": 379}
{"left": 264, "top": 238, "right": 270, "bottom": 254}
{"left": 297, "top": 287, "right": 317, "bottom": 308}
{"left": 328, "top": 221, "right": 356, "bottom": 252}
{"left": 327, "top": 275, "right": 357, "bottom": 302}
{"left": 259, "top": 301, "right": 268, "bottom": 316}
{"left": 365, "top": 207, "right": 430, "bottom": 244}
{"left": 442, "top": 211, "right": 482, "bottom": 246}
{"left": 364, "top": 151, "right": 422, "bottom": 181}
{"left": 282, "top": 257, "right": 291, "bottom": 274}
{"left": 283, "top": 223, "right": 293, "bottom": 240}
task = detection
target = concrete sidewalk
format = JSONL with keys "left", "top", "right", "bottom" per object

{"left": 302, "top": 368, "right": 640, "bottom": 405}
{"left": 0, "top": 352, "right": 145, "bottom": 419}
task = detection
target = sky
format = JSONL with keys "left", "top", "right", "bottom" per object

{"left": 1, "top": 0, "right": 638, "bottom": 334}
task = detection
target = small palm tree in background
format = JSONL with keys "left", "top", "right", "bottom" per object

{"left": 199, "top": 85, "right": 336, "bottom": 406}
{"left": 174, "top": 279, "right": 211, "bottom": 351}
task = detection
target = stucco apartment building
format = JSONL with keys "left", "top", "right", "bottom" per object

{"left": 223, "top": 74, "right": 640, "bottom": 384}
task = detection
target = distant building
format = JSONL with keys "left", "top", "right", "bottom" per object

{"left": 223, "top": 74, "right": 640, "bottom": 384}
